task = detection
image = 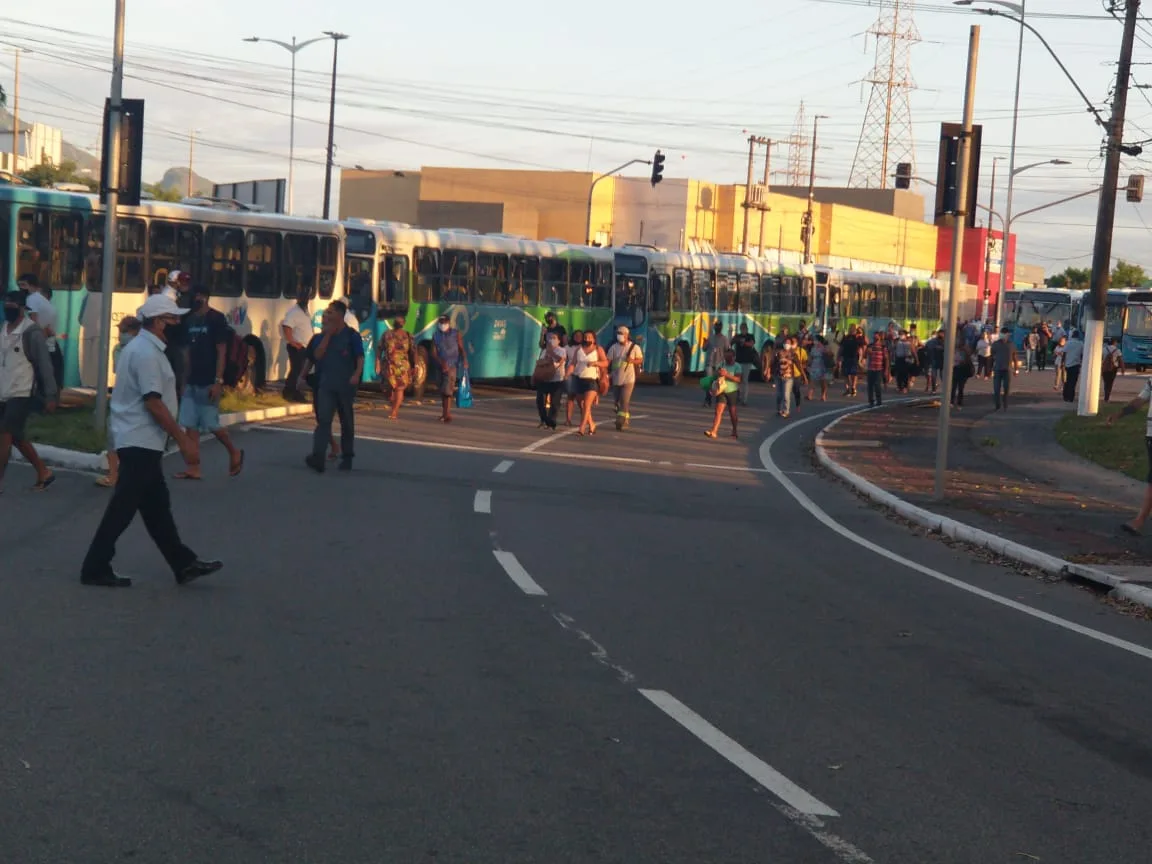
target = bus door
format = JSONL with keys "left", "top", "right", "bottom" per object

{"left": 613, "top": 253, "right": 649, "bottom": 339}
{"left": 344, "top": 253, "right": 376, "bottom": 378}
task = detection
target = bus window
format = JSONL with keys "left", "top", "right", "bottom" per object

{"left": 594, "top": 262, "right": 613, "bottom": 307}
{"left": 51, "top": 212, "right": 85, "bottom": 289}
{"left": 204, "top": 226, "right": 243, "bottom": 297}
{"left": 0, "top": 208, "right": 8, "bottom": 288}
{"left": 509, "top": 255, "right": 538, "bottom": 306}
{"left": 413, "top": 247, "right": 441, "bottom": 302}
{"left": 692, "top": 270, "right": 714, "bottom": 311}
{"left": 673, "top": 268, "right": 691, "bottom": 312}
{"left": 891, "top": 285, "right": 907, "bottom": 321}
{"left": 443, "top": 249, "right": 475, "bottom": 302}
{"left": 149, "top": 221, "right": 200, "bottom": 287}
{"left": 16, "top": 208, "right": 49, "bottom": 286}
{"left": 541, "top": 258, "right": 568, "bottom": 308}
{"left": 615, "top": 273, "right": 647, "bottom": 327}
{"left": 570, "top": 261, "right": 594, "bottom": 308}
{"left": 906, "top": 286, "right": 922, "bottom": 321}
{"left": 650, "top": 273, "right": 671, "bottom": 321}
{"left": 478, "top": 252, "right": 509, "bottom": 304}
{"left": 380, "top": 254, "right": 409, "bottom": 308}
{"left": 85, "top": 216, "right": 104, "bottom": 292}
{"left": 738, "top": 273, "right": 755, "bottom": 313}
{"left": 116, "top": 218, "right": 147, "bottom": 292}
{"left": 245, "top": 231, "right": 281, "bottom": 298}
{"left": 800, "top": 276, "right": 814, "bottom": 315}
{"left": 283, "top": 233, "right": 318, "bottom": 298}
{"left": 17, "top": 209, "right": 85, "bottom": 290}
{"left": 761, "top": 276, "right": 779, "bottom": 312}
{"left": 345, "top": 254, "right": 373, "bottom": 317}
{"left": 318, "top": 237, "right": 338, "bottom": 298}
{"left": 718, "top": 272, "right": 739, "bottom": 311}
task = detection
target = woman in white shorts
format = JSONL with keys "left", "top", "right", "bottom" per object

{"left": 807, "top": 336, "right": 832, "bottom": 402}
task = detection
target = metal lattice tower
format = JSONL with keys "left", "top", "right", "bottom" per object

{"left": 785, "top": 101, "right": 810, "bottom": 186}
{"left": 849, "top": 0, "right": 920, "bottom": 189}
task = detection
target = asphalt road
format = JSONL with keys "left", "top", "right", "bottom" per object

{"left": 2, "top": 370, "right": 1152, "bottom": 863}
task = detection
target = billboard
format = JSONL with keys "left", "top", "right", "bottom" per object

{"left": 212, "top": 178, "right": 286, "bottom": 214}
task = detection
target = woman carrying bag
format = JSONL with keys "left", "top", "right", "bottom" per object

{"left": 533, "top": 333, "right": 566, "bottom": 429}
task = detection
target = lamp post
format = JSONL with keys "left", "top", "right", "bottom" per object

{"left": 320, "top": 31, "right": 348, "bottom": 221}
{"left": 585, "top": 158, "right": 652, "bottom": 245}
{"left": 982, "top": 155, "right": 1003, "bottom": 321}
{"left": 243, "top": 34, "right": 329, "bottom": 216}
{"left": 803, "top": 114, "right": 829, "bottom": 265}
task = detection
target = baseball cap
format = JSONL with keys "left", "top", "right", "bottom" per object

{"left": 166, "top": 270, "right": 191, "bottom": 287}
{"left": 438, "top": 313, "right": 450, "bottom": 322}
{"left": 138, "top": 293, "right": 190, "bottom": 319}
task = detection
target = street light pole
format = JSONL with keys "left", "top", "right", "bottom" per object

{"left": 999, "top": 0, "right": 1024, "bottom": 330}
{"left": 321, "top": 31, "right": 348, "bottom": 221}
{"left": 803, "top": 115, "right": 828, "bottom": 265}
{"left": 982, "top": 155, "right": 1002, "bottom": 321}
{"left": 935, "top": 25, "right": 980, "bottom": 501}
{"left": 585, "top": 158, "right": 651, "bottom": 245}
{"left": 94, "top": 0, "right": 126, "bottom": 431}
{"left": 243, "top": 35, "right": 328, "bottom": 216}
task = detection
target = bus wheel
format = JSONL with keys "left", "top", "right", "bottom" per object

{"left": 663, "top": 345, "right": 686, "bottom": 385}
{"left": 411, "top": 344, "right": 429, "bottom": 401}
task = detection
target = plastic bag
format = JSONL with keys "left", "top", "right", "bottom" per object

{"left": 456, "top": 370, "right": 473, "bottom": 408}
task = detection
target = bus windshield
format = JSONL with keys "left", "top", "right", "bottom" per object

{"left": 1106, "top": 303, "right": 1125, "bottom": 340}
{"left": 1016, "top": 298, "right": 1070, "bottom": 329}
{"left": 1128, "top": 303, "right": 1152, "bottom": 338}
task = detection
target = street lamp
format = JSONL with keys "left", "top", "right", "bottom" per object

{"left": 243, "top": 35, "right": 329, "bottom": 216}
{"left": 803, "top": 114, "right": 829, "bottom": 265}
{"left": 320, "top": 32, "right": 349, "bottom": 221}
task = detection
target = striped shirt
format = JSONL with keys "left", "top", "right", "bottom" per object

{"left": 866, "top": 343, "right": 888, "bottom": 372}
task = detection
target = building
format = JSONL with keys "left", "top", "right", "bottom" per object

{"left": 339, "top": 165, "right": 1021, "bottom": 308}
{"left": 0, "top": 121, "right": 63, "bottom": 174}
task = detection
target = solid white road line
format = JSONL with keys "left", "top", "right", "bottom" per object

{"left": 492, "top": 550, "right": 548, "bottom": 596}
{"left": 639, "top": 689, "right": 839, "bottom": 818}
{"left": 759, "top": 405, "right": 1152, "bottom": 664}
{"left": 492, "top": 460, "right": 515, "bottom": 474}
{"left": 474, "top": 490, "right": 492, "bottom": 514}
{"left": 254, "top": 426, "right": 509, "bottom": 454}
{"left": 520, "top": 426, "right": 581, "bottom": 453}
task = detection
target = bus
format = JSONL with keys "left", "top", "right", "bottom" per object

{"left": 1074, "top": 288, "right": 1130, "bottom": 343}
{"left": 815, "top": 267, "right": 943, "bottom": 338}
{"left": 0, "top": 183, "right": 345, "bottom": 390}
{"left": 1000, "top": 288, "right": 1080, "bottom": 349}
{"left": 1123, "top": 290, "right": 1152, "bottom": 369}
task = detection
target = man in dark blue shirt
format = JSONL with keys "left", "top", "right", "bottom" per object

{"left": 299, "top": 301, "right": 363, "bottom": 473}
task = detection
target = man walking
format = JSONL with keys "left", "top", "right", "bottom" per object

{"left": 80, "top": 293, "right": 222, "bottom": 587}
{"left": 173, "top": 286, "right": 244, "bottom": 480}
{"left": 0, "top": 290, "right": 58, "bottom": 492}
{"left": 990, "top": 327, "right": 1017, "bottom": 411}
{"left": 1102, "top": 337, "right": 1124, "bottom": 402}
{"left": 300, "top": 301, "right": 363, "bottom": 473}
{"left": 1062, "top": 329, "right": 1084, "bottom": 403}
{"left": 606, "top": 325, "right": 643, "bottom": 430}
{"left": 430, "top": 312, "right": 467, "bottom": 424}
{"left": 281, "top": 287, "right": 314, "bottom": 402}
{"left": 20, "top": 274, "right": 62, "bottom": 391}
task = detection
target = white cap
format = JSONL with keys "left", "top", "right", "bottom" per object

{"left": 166, "top": 269, "right": 190, "bottom": 287}
{"left": 138, "top": 293, "right": 190, "bottom": 320}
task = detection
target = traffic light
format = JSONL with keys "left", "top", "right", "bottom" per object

{"left": 1127, "top": 174, "right": 1145, "bottom": 203}
{"left": 650, "top": 150, "right": 665, "bottom": 187}
{"left": 895, "top": 162, "right": 912, "bottom": 190}
{"left": 101, "top": 98, "right": 145, "bottom": 206}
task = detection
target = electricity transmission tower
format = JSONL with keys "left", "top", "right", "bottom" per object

{"left": 849, "top": 0, "right": 920, "bottom": 189}
{"left": 785, "top": 101, "right": 810, "bottom": 186}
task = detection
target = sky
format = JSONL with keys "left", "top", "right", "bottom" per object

{"left": 1, "top": 0, "right": 1150, "bottom": 277}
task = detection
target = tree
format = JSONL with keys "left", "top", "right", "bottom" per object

{"left": 19, "top": 160, "right": 96, "bottom": 191}
{"left": 1112, "top": 259, "right": 1146, "bottom": 288}
{"left": 143, "top": 183, "right": 183, "bottom": 203}
{"left": 1048, "top": 266, "right": 1090, "bottom": 289}
{"left": 0, "top": 84, "right": 6, "bottom": 109}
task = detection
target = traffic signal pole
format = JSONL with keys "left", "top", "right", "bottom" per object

{"left": 1079, "top": 0, "right": 1140, "bottom": 417}
{"left": 584, "top": 155, "right": 655, "bottom": 246}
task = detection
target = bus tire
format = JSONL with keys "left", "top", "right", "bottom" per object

{"left": 412, "top": 344, "right": 430, "bottom": 401}
{"left": 243, "top": 337, "right": 265, "bottom": 394}
{"left": 664, "top": 344, "right": 687, "bottom": 386}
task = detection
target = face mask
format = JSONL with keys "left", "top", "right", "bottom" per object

{"left": 616, "top": 334, "right": 626, "bottom": 344}
{"left": 438, "top": 322, "right": 450, "bottom": 333}
{"left": 119, "top": 333, "right": 135, "bottom": 346}
{"left": 547, "top": 336, "right": 559, "bottom": 348}
{"left": 192, "top": 298, "right": 205, "bottom": 311}
{"left": 3, "top": 306, "right": 20, "bottom": 323}
{"left": 584, "top": 341, "right": 594, "bottom": 348}
{"left": 394, "top": 320, "right": 404, "bottom": 330}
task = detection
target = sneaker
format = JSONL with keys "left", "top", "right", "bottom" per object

{"left": 305, "top": 454, "right": 325, "bottom": 473}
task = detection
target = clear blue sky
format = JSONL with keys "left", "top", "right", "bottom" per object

{"left": 2, "top": 0, "right": 1150, "bottom": 276}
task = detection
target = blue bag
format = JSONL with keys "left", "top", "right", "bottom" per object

{"left": 455, "top": 370, "right": 473, "bottom": 408}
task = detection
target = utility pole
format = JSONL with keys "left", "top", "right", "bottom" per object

{"left": 741, "top": 135, "right": 771, "bottom": 254}
{"left": 186, "top": 128, "right": 195, "bottom": 196}
{"left": 95, "top": 0, "right": 126, "bottom": 431}
{"left": 11, "top": 47, "right": 20, "bottom": 170}
{"left": 756, "top": 140, "right": 773, "bottom": 256}
{"left": 803, "top": 115, "right": 828, "bottom": 264}
{"left": 321, "top": 31, "right": 348, "bottom": 220}
{"left": 935, "top": 25, "right": 980, "bottom": 501}
{"left": 1079, "top": 0, "right": 1140, "bottom": 417}
{"left": 982, "top": 156, "right": 1000, "bottom": 320}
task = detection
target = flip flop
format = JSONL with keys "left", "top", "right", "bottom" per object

{"left": 1121, "top": 523, "right": 1142, "bottom": 537}
{"left": 95, "top": 476, "right": 116, "bottom": 488}
{"left": 229, "top": 449, "right": 245, "bottom": 477}
{"left": 32, "top": 474, "right": 56, "bottom": 491}
{"left": 172, "top": 471, "right": 202, "bottom": 481}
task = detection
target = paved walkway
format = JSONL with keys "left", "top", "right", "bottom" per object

{"left": 818, "top": 374, "right": 1152, "bottom": 566}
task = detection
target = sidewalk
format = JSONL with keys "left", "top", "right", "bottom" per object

{"left": 813, "top": 377, "right": 1152, "bottom": 607}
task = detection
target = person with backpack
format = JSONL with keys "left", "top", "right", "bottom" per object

{"left": 0, "top": 289, "right": 59, "bottom": 492}
{"left": 1102, "top": 336, "right": 1124, "bottom": 402}
{"left": 172, "top": 285, "right": 244, "bottom": 480}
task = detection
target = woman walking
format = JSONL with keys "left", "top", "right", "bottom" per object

{"left": 951, "top": 329, "right": 974, "bottom": 408}
{"left": 376, "top": 315, "right": 415, "bottom": 420}
{"left": 569, "top": 331, "right": 607, "bottom": 436}
{"left": 705, "top": 348, "right": 742, "bottom": 439}
{"left": 534, "top": 333, "right": 566, "bottom": 429}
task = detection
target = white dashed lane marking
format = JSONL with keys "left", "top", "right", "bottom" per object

{"left": 474, "top": 490, "right": 492, "bottom": 514}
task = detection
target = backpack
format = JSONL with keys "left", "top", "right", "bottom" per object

{"left": 20, "top": 326, "right": 49, "bottom": 411}
{"left": 221, "top": 323, "right": 249, "bottom": 387}
{"left": 1103, "top": 347, "right": 1118, "bottom": 374}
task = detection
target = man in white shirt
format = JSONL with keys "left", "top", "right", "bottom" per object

{"left": 1109, "top": 379, "right": 1152, "bottom": 535}
{"left": 19, "top": 273, "right": 62, "bottom": 391}
{"left": 606, "top": 325, "right": 643, "bottom": 430}
{"left": 280, "top": 288, "right": 314, "bottom": 402}
{"left": 1061, "top": 330, "right": 1084, "bottom": 403}
{"left": 80, "top": 292, "right": 223, "bottom": 589}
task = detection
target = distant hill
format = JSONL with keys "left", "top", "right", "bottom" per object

{"left": 158, "top": 166, "right": 215, "bottom": 197}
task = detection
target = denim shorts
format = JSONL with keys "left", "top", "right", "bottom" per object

{"left": 178, "top": 385, "right": 222, "bottom": 432}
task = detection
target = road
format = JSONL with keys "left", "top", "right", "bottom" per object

{"left": 2, "top": 371, "right": 1151, "bottom": 863}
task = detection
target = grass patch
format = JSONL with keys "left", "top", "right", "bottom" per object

{"left": 219, "top": 390, "right": 290, "bottom": 414}
{"left": 1055, "top": 404, "right": 1146, "bottom": 482}
{"left": 25, "top": 405, "right": 107, "bottom": 453}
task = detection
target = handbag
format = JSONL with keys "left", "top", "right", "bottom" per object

{"left": 596, "top": 346, "right": 609, "bottom": 395}
{"left": 533, "top": 350, "right": 560, "bottom": 385}
{"left": 455, "top": 370, "right": 473, "bottom": 408}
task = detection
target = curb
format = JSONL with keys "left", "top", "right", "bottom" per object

{"left": 17, "top": 403, "right": 314, "bottom": 474}
{"left": 813, "top": 410, "right": 1151, "bottom": 610}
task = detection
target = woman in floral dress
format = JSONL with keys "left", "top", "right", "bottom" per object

{"left": 376, "top": 315, "right": 416, "bottom": 420}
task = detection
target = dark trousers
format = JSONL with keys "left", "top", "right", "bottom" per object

{"left": 284, "top": 345, "right": 307, "bottom": 400}
{"left": 535, "top": 381, "right": 561, "bottom": 428}
{"left": 951, "top": 366, "right": 969, "bottom": 405}
{"left": 82, "top": 447, "right": 196, "bottom": 578}
{"left": 313, "top": 386, "right": 355, "bottom": 462}
{"left": 993, "top": 369, "right": 1011, "bottom": 409}
{"left": 1103, "top": 370, "right": 1118, "bottom": 402}
{"left": 895, "top": 358, "right": 911, "bottom": 390}
{"left": 1063, "top": 364, "right": 1081, "bottom": 403}
{"left": 866, "top": 369, "right": 884, "bottom": 406}
{"left": 1036, "top": 346, "right": 1048, "bottom": 371}
{"left": 49, "top": 345, "right": 63, "bottom": 392}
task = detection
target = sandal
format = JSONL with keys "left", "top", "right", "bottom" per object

{"left": 229, "top": 449, "right": 245, "bottom": 478}
{"left": 95, "top": 476, "right": 116, "bottom": 488}
{"left": 1121, "top": 523, "right": 1142, "bottom": 537}
{"left": 705, "top": 430, "right": 717, "bottom": 438}
{"left": 172, "top": 471, "right": 202, "bottom": 481}
{"left": 32, "top": 474, "right": 56, "bottom": 491}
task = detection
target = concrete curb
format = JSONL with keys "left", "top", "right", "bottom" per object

{"left": 813, "top": 410, "right": 1150, "bottom": 610}
{"left": 16, "top": 403, "right": 314, "bottom": 474}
